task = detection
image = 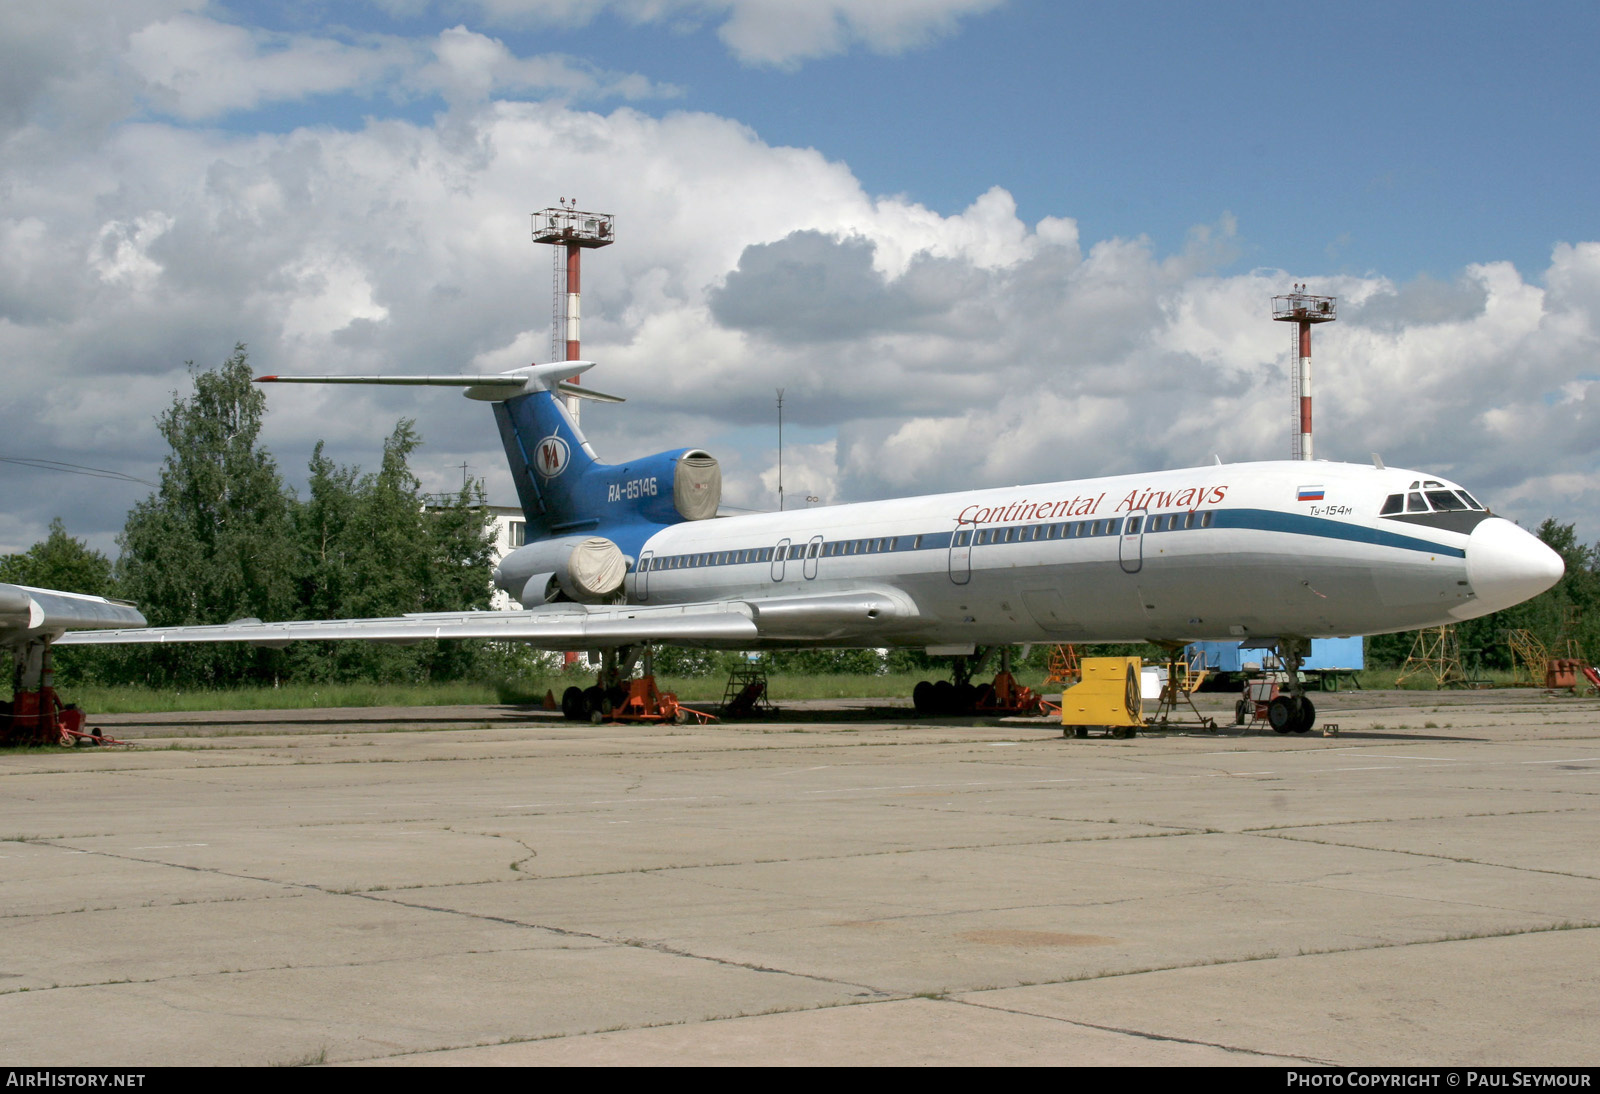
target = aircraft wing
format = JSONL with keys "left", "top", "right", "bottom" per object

{"left": 52, "top": 587, "right": 920, "bottom": 650}
{"left": 0, "top": 583, "right": 147, "bottom": 648}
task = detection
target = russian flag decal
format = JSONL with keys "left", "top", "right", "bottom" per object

{"left": 1297, "top": 485, "right": 1325, "bottom": 502}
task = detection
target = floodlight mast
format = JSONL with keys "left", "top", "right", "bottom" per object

{"left": 1271, "top": 285, "right": 1336, "bottom": 461}
{"left": 532, "top": 201, "right": 615, "bottom": 423}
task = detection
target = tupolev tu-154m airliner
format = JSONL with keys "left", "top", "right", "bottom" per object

{"left": 60, "top": 359, "right": 1564, "bottom": 734}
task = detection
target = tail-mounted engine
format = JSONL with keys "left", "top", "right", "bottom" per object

{"left": 494, "top": 535, "right": 629, "bottom": 606}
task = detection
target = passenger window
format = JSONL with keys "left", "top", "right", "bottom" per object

{"left": 1201, "top": 512, "right": 1213, "bottom": 528}
{"left": 1127, "top": 516, "right": 1142, "bottom": 535}
{"left": 955, "top": 531, "right": 970, "bottom": 547}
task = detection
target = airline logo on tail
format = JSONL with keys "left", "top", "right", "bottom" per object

{"left": 536, "top": 435, "right": 570, "bottom": 478}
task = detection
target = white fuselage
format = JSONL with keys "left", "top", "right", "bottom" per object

{"left": 617, "top": 460, "right": 1560, "bottom": 648}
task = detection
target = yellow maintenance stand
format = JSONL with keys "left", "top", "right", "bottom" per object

{"left": 1059, "top": 656, "right": 1145, "bottom": 739}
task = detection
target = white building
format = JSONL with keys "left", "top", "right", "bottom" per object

{"left": 483, "top": 504, "right": 527, "bottom": 611}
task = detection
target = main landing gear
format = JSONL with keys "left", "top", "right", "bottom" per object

{"left": 556, "top": 645, "right": 714, "bottom": 725}
{"left": 912, "top": 647, "right": 1043, "bottom": 717}
{"left": 0, "top": 640, "right": 124, "bottom": 747}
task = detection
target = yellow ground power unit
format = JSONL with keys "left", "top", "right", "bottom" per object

{"left": 1059, "top": 656, "right": 1145, "bottom": 738}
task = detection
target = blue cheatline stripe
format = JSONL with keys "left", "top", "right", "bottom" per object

{"left": 1213, "top": 508, "right": 1465, "bottom": 558}
{"left": 633, "top": 506, "right": 1465, "bottom": 573}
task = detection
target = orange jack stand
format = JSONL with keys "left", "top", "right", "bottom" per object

{"left": 974, "top": 670, "right": 1043, "bottom": 715}
{"left": 610, "top": 676, "right": 716, "bottom": 726}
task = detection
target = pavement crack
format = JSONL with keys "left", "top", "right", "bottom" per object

{"left": 947, "top": 996, "right": 1332, "bottom": 1064}
{"left": 351, "top": 889, "right": 891, "bottom": 996}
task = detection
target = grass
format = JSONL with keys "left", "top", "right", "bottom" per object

{"left": 65, "top": 681, "right": 514, "bottom": 714}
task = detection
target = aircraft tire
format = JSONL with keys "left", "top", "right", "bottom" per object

{"left": 561, "top": 686, "right": 585, "bottom": 720}
{"left": 1292, "top": 697, "right": 1316, "bottom": 733}
{"left": 931, "top": 680, "right": 955, "bottom": 714}
{"left": 912, "top": 680, "right": 934, "bottom": 714}
{"left": 583, "top": 685, "right": 604, "bottom": 718}
{"left": 1267, "top": 696, "right": 1297, "bottom": 734}
{"left": 954, "top": 682, "right": 977, "bottom": 713}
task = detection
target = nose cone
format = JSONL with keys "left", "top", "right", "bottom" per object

{"left": 1466, "top": 518, "right": 1564, "bottom": 614}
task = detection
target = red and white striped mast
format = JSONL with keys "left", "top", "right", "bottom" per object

{"left": 1271, "top": 284, "right": 1336, "bottom": 460}
{"left": 532, "top": 201, "right": 615, "bottom": 423}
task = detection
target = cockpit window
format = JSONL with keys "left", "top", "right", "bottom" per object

{"left": 1458, "top": 490, "right": 1484, "bottom": 510}
{"left": 1426, "top": 490, "right": 1470, "bottom": 512}
{"left": 1380, "top": 494, "right": 1404, "bottom": 515}
{"left": 1406, "top": 492, "right": 1428, "bottom": 513}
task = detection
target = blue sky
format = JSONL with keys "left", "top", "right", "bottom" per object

{"left": 210, "top": 0, "right": 1597, "bottom": 282}
{"left": 2, "top": 0, "right": 1598, "bottom": 553}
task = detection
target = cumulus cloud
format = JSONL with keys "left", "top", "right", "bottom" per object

{"left": 125, "top": 13, "right": 410, "bottom": 119}
{"left": 440, "top": 0, "right": 1003, "bottom": 67}
{"left": 411, "top": 26, "right": 679, "bottom": 106}
{"left": 0, "top": 3, "right": 674, "bottom": 152}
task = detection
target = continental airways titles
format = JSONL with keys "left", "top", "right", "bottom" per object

{"left": 958, "top": 483, "right": 1229, "bottom": 526}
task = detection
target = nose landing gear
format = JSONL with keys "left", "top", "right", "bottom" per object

{"left": 1268, "top": 638, "right": 1317, "bottom": 734}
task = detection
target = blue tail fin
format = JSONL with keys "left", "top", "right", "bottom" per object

{"left": 494, "top": 388, "right": 601, "bottom": 539}
{"left": 489, "top": 367, "right": 720, "bottom": 551}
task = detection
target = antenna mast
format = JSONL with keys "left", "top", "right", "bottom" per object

{"left": 776, "top": 388, "right": 785, "bottom": 512}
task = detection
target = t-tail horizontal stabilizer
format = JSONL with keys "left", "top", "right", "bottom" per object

{"left": 254, "top": 360, "right": 624, "bottom": 404}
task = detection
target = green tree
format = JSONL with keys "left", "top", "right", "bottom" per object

{"left": 116, "top": 345, "right": 297, "bottom": 686}
{"left": 286, "top": 421, "right": 495, "bottom": 683}
{"left": 0, "top": 518, "right": 114, "bottom": 595}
